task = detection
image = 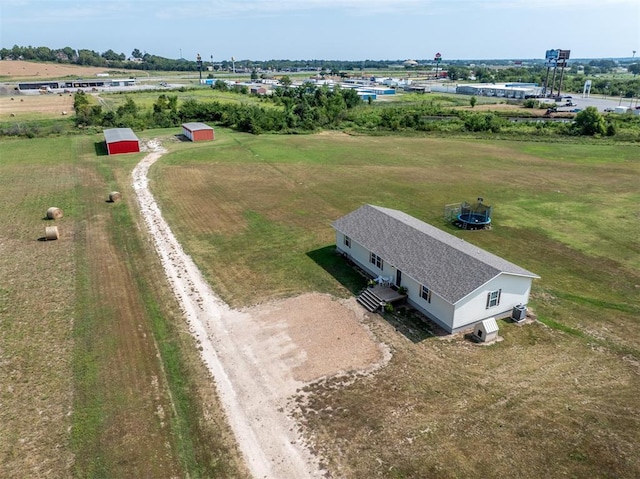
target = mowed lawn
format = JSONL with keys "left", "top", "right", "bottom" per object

{"left": 150, "top": 129, "right": 640, "bottom": 478}
{"left": 0, "top": 135, "right": 247, "bottom": 478}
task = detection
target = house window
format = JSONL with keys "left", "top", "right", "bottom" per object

{"left": 486, "top": 289, "right": 502, "bottom": 308}
{"left": 420, "top": 285, "right": 431, "bottom": 303}
{"left": 344, "top": 235, "right": 351, "bottom": 248}
{"left": 369, "top": 252, "right": 383, "bottom": 270}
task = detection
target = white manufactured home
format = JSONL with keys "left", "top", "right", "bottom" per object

{"left": 332, "top": 205, "right": 539, "bottom": 333}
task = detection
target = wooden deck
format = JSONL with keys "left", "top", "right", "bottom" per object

{"left": 369, "top": 285, "right": 406, "bottom": 303}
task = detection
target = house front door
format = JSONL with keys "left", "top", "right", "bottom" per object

{"left": 396, "top": 270, "right": 402, "bottom": 287}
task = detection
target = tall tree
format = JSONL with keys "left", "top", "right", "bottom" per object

{"left": 280, "top": 75, "right": 292, "bottom": 88}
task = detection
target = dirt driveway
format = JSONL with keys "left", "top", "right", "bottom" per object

{"left": 132, "top": 140, "right": 390, "bottom": 478}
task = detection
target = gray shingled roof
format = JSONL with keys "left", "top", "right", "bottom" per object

{"left": 103, "top": 128, "right": 138, "bottom": 143}
{"left": 332, "top": 204, "right": 539, "bottom": 304}
{"left": 182, "top": 122, "right": 214, "bottom": 131}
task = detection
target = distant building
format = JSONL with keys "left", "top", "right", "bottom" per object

{"left": 250, "top": 86, "right": 268, "bottom": 95}
{"left": 18, "top": 78, "right": 136, "bottom": 90}
{"left": 456, "top": 82, "right": 542, "bottom": 99}
{"left": 358, "top": 92, "right": 377, "bottom": 101}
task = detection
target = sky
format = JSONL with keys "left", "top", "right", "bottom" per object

{"left": 1, "top": 0, "right": 639, "bottom": 62}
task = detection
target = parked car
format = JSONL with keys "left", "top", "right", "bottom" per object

{"left": 604, "top": 107, "right": 614, "bottom": 112}
{"left": 570, "top": 108, "right": 582, "bottom": 113}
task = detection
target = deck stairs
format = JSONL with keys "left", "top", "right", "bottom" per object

{"left": 357, "top": 288, "right": 385, "bottom": 312}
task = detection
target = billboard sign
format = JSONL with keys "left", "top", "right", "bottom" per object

{"left": 545, "top": 49, "right": 559, "bottom": 60}
{"left": 558, "top": 49, "right": 571, "bottom": 60}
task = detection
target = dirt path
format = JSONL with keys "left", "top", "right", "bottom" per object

{"left": 132, "top": 140, "right": 390, "bottom": 478}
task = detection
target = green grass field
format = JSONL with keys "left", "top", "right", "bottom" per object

{"left": 149, "top": 129, "right": 640, "bottom": 478}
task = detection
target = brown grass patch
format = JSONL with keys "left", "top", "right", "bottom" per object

{"left": 0, "top": 155, "right": 77, "bottom": 477}
{"left": 0, "top": 60, "right": 142, "bottom": 80}
{"left": 300, "top": 317, "right": 640, "bottom": 478}
{"left": 0, "top": 93, "right": 75, "bottom": 118}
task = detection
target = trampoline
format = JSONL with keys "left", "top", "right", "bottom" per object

{"left": 455, "top": 198, "right": 492, "bottom": 230}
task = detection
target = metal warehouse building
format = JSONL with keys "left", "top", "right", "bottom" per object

{"left": 456, "top": 83, "right": 542, "bottom": 99}
{"left": 104, "top": 128, "right": 140, "bottom": 155}
{"left": 182, "top": 122, "right": 215, "bottom": 142}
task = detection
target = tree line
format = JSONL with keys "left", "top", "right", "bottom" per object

{"left": 69, "top": 84, "right": 640, "bottom": 140}
{"left": 1, "top": 45, "right": 432, "bottom": 72}
{"left": 4, "top": 44, "right": 639, "bottom": 80}
{"left": 73, "top": 83, "right": 363, "bottom": 134}
{"left": 2, "top": 84, "right": 638, "bottom": 139}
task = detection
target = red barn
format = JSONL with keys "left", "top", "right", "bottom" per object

{"left": 182, "top": 122, "right": 215, "bottom": 142}
{"left": 104, "top": 128, "right": 140, "bottom": 155}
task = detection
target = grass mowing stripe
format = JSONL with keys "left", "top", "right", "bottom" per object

{"left": 71, "top": 168, "right": 109, "bottom": 478}
{"left": 107, "top": 187, "right": 236, "bottom": 478}
{"left": 551, "top": 290, "right": 640, "bottom": 314}
{"left": 537, "top": 316, "right": 587, "bottom": 338}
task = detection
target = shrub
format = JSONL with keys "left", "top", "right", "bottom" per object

{"left": 574, "top": 106, "right": 606, "bottom": 136}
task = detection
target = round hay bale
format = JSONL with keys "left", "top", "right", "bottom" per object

{"left": 46, "top": 207, "right": 63, "bottom": 219}
{"left": 45, "top": 226, "right": 59, "bottom": 241}
{"left": 109, "top": 191, "right": 122, "bottom": 202}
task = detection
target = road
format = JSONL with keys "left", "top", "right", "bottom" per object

{"left": 131, "top": 140, "right": 326, "bottom": 479}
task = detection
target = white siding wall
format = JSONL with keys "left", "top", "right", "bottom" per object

{"left": 335, "top": 232, "right": 391, "bottom": 278}
{"left": 336, "top": 231, "right": 457, "bottom": 331}
{"left": 452, "top": 274, "right": 533, "bottom": 331}
{"left": 402, "top": 274, "right": 455, "bottom": 332}
{"left": 182, "top": 127, "right": 194, "bottom": 141}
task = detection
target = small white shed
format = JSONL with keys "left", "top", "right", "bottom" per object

{"left": 474, "top": 317, "right": 499, "bottom": 343}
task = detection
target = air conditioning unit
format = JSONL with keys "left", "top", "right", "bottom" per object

{"left": 512, "top": 304, "right": 527, "bottom": 322}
